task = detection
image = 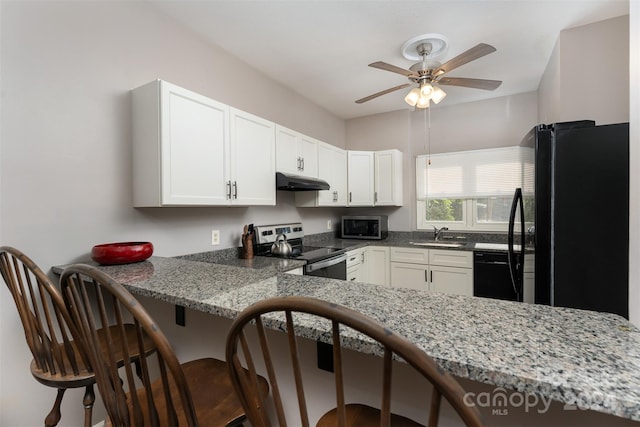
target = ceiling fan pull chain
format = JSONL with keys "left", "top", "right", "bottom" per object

{"left": 424, "top": 107, "right": 432, "bottom": 166}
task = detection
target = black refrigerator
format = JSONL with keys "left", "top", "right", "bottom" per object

{"left": 512, "top": 120, "right": 629, "bottom": 318}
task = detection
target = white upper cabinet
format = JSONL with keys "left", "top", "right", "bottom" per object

{"left": 132, "top": 80, "right": 275, "bottom": 207}
{"left": 375, "top": 150, "right": 403, "bottom": 206}
{"left": 275, "top": 125, "right": 298, "bottom": 175}
{"left": 298, "top": 135, "right": 319, "bottom": 178}
{"left": 296, "top": 142, "right": 348, "bottom": 207}
{"left": 229, "top": 108, "right": 276, "bottom": 205}
{"left": 347, "top": 151, "right": 375, "bottom": 206}
{"left": 347, "top": 149, "right": 403, "bottom": 207}
{"left": 275, "top": 125, "right": 318, "bottom": 178}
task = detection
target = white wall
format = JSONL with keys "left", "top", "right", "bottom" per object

{"left": 0, "top": 2, "right": 345, "bottom": 425}
{"left": 345, "top": 92, "right": 539, "bottom": 231}
{"left": 538, "top": 15, "right": 630, "bottom": 124}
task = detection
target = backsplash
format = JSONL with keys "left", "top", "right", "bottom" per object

{"left": 178, "top": 229, "right": 519, "bottom": 262}
{"left": 304, "top": 230, "right": 515, "bottom": 245}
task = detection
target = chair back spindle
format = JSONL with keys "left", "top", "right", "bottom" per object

{"left": 226, "top": 296, "right": 485, "bottom": 427}
{"left": 0, "top": 248, "right": 87, "bottom": 377}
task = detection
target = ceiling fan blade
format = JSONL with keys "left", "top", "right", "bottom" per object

{"left": 437, "top": 77, "right": 502, "bottom": 91}
{"left": 435, "top": 43, "right": 497, "bottom": 76}
{"left": 355, "top": 83, "right": 412, "bottom": 104}
{"left": 369, "top": 61, "right": 417, "bottom": 77}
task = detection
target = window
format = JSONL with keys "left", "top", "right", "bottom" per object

{"left": 416, "top": 147, "right": 533, "bottom": 231}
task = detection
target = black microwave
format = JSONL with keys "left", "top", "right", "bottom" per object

{"left": 341, "top": 215, "right": 388, "bottom": 240}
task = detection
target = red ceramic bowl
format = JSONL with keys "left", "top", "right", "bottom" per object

{"left": 91, "top": 242, "right": 153, "bottom": 265}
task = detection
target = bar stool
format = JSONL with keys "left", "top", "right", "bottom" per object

{"left": 60, "top": 263, "right": 268, "bottom": 426}
{"left": 0, "top": 246, "right": 155, "bottom": 427}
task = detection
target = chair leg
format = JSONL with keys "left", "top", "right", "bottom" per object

{"left": 83, "top": 384, "right": 95, "bottom": 427}
{"left": 44, "top": 388, "right": 65, "bottom": 427}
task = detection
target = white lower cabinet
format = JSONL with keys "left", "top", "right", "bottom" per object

{"left": 362, "top": 247, "right": 390, "bottom": 286}
{"left": 390, "top": 247, "right": 473, "bottom": 296}
{"left": 429, "top": 265, "right": 473, "bottom": 296}
{"left": 390, "top": 262, "right": 428, "bottom": 291}
{"left": 345, "top": 246, "right": 390, "bottom": 286}
{"left": 346, "top": 248, "right": 362, "bottom": 283}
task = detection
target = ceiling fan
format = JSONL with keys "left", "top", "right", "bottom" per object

{"left": 355, "top": 34, "right": 502, "bottom": 108}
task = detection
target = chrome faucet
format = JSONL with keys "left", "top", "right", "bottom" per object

{"left": 433, "top": 226, "right": 449, "bottom": 241}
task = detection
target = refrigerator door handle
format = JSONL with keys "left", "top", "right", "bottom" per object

{"left": 508, "top": 188, "right": 525, "bottom": 301}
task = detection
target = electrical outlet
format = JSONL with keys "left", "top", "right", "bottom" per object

{"left": 211, "top": 230, "right": 220, "bottom": 245}
{"left": 327, "top": 220, "right": 332, "bottom": 230}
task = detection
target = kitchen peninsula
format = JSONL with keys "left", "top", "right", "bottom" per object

{"left": 53, "top": 254, "right": 640, "bottom": 424}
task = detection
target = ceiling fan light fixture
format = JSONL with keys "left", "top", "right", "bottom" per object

{"left": 416, "top": 96, "right": 430, "bottom": 109}
{"left": 431, "top": 86, "right": 447, "bottom": 104}
{"left": 404, "top": 87, "right": 420, "bottom": 106}
{"left": 420, "top": 83, "right": 433, "bottom": 97}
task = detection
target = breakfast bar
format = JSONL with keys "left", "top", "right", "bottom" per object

{"left": 53, "top": 254, "right": 640, "bottom": 425}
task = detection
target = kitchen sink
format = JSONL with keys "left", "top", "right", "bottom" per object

{"left": 408, "top": 242, "right": 463, "bottom": 248}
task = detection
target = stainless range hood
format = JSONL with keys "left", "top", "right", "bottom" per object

{"left": 276, "top": 172, "right": 330, "bottom": 191}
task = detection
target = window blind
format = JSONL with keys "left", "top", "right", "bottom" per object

{"left": 416, "top": 146, "right": 534, "bottom": 200}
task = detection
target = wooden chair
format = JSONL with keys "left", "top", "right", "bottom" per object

{"left": 59, "top": 263, "right": 268, "bottom": 427}
{"left": 0, "top": 246, "right": 157, "bottom": 427}
{"left": 0, "top": 246, "right": 95, "bottom": 427}
{"left": 225, "top": 296, "right": 485, "bottom": 427}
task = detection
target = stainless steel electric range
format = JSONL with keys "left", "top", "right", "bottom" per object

{"left": 253, "top": 223, "right": 347, "bottom": 279}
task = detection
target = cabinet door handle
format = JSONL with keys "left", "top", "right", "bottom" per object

{"left": 425, "top": 270, "right": 428, "bottom": 282}
{"left": 297, "top": 157, "right": 301, "bottom": 170}
{"left": 374, "top": 191, "right": 378, "bottom": 203}
{"left": 226, "top": 180, "right": 232, "bottom": 199}
{"left": 301, "top": 157, "right": 305, "bottom": 171}
{"left": 430, "top": 271, "right": 433, "bottom": 283}
{"left": 349, "top": 192, "right": 352, "bottom": 203}
{"left": 350, "top": 277, "right": 356, "bottom": 281}
{"left": 233, "top": 181, "right": 238, "bottom": 199}
{"left": 361, "top": 253, "right": 365, "bottom": 263}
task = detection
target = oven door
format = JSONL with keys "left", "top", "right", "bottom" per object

{"left": 304, "top": 254, "right": 347, "bottom": 280}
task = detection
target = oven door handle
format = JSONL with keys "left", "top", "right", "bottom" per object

{"left": 305, "top": 254, "right": 346, "bottom": 273}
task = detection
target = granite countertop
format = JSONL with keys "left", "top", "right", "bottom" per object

{"left": 303, "top": 234, "right": 534, "bottom": 254}
{"left": 53, "top": 254, "right": 640, "bottom": 421}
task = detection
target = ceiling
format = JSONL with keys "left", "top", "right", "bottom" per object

{"left": 149, "top": 0, "right": 629, "bottom": 120}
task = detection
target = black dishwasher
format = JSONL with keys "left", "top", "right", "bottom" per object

{"left": 473, "top": 251, "right": 520, "bottom": 302}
